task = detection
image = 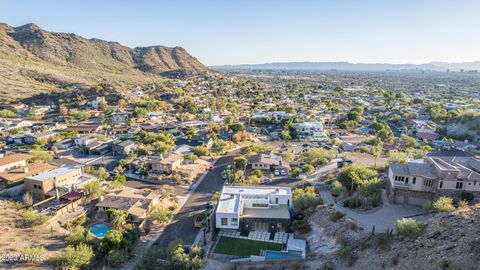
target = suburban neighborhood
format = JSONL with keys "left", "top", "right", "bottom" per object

{"left": 1, "top": 2, "right": 480, "bottom": 270}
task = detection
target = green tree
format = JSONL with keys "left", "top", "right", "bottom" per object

{"left": 301, "top": 148, "right": 334, "bottom": 166}
{"left": 113, "top": 174, "right": 126, "bottom": 185}
{"left": 84, "top": 181, "right": 104, "bottom": 199}
{"left": 233, "top": 156, "right": 247, "bottom": 171}
{"left": 193, "top": 146, "right": 210, "bottom": 156}
{"left": 108, "top": 209, "right": 129, "bottom": 230}
{"left": 56, "top": 243, "right": 94, "bottom": 269}
{"left": 337, "top": 164, "right": 378, "bottom": 192}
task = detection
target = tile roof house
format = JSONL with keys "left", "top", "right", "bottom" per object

{"left": 388, "top": 155, "right": 480, "bottom": 205}
{"left": 0, "top": 153, "right": 33, "bottom": 173}
{"left": 96, "top": 186, "right": 161, "bottom": 223}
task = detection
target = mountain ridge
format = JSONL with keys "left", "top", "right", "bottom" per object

{"left": 0, "top": 22, "right": 209, "bottom": 98}
{"left": 212, "top": 61, "right": 480, "bottom": 72}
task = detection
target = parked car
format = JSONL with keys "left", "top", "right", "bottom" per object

{"left": 260, "top": 178, "right": 272, "bottom": 184}
{"left": 274, "top": 169, "right": 280, "bottom": 176}
{"left": 280, "top": 169, "right": 287, "bottom": 176}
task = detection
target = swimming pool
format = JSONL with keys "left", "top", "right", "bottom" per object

{"left": 88, "top": 223, "right": 111, "bottom": 238}
{"left": 264, "top": 250, "right": 303, "bottom": 260}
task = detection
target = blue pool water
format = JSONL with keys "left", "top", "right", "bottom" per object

{"left": 264, "top": 250, "right": 303, "bottom": 260}
{"left": 88, "top": 223, "right": 111, "bottom": 238}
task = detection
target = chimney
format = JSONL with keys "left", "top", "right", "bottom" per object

{"left": 23, "top": 167, "right": 29, "bottom": 174}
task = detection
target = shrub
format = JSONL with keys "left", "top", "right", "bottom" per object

{"left": 150, "top": 207, "right": 173, "bottom": 224}
{"left": 113, "top": 174, "right": 126, "bottom": 185}
{"left": 460, "top": 191, "right": 474, "bottom": 202}
{"left": 21, "top": 209, "right": 49, "bottom": 227}
{"left": 433, "top": 196, "right": 455, "bottom": 212}
{"left": 193, "top": 146, "right": 209, "bottom": 156}
{"left": 56, "top": 243, "right": 94, "bottom": 269}
{"left": 331, "top": 181, "right": 346, "bottom": 197}
{"left": 291, "top": 219, "right": 311, "bottom": 234}
{"left": 368, "top": 192, "right": 382, "bottom": 207}
{"left": 329, "top": 211, "right": 346, "bottom": 222}
{"left": 343, "top": 197, "right": 362, "bottom": 208}
{"left": 396, "top": 218, "right": 422, "bottom": 237}
{"left": 293, "top": 186, "right": 322, "bottom": 213}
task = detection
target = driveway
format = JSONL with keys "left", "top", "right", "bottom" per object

{"left": 150, "top": 151, "right": 239, "bottom": 251}
{"left": 320, "top": 189, "right": 422, "bottom": 232}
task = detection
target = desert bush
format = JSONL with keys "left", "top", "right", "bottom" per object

{"left": 460, "top": 191, "right": 474, "bottom": 202}
{"left": 329, "top": 211, "right": 346, "bottom": 222}
{"left": 433, "top": 196, "right": 455, "bottom": 212}
{"left": 331, "top": 181, "right": 346, "bottom": 197}
{"left": 396, "top": 218, "right": 422, "bottom": 237}
{"left": 293, "top": 186, "right": 322, "bottom": 213}
{"left": 291, "top": 219, "right": 311, "bottom": 234}
{"left": 343, "top": 197, "right": 362, "bottom": 208}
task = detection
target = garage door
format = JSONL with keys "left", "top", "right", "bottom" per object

{"left": 407, "top": 197, "right": 429, "bottom": 206}
{"left": 394, "top": 194, "right": 406, "bottom": 204}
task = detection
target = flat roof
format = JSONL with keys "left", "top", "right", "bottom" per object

{"left": 217, "top": 192, "right": 241, "bottom": 214}
{"left": 223, "top": 186, "right": 291, "bottom": 196}
{"left": 27, "top": 165, "right": 80, "bottom": 182}
{"left": 242, "top": 205, "right": 290, "bottom": 219}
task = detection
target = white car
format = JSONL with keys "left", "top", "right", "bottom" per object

{"left": 274, "top": 169, "right": 280, "bottom": 176}
{"left": 280, "top": 170, "right": 287, "bottom": 176}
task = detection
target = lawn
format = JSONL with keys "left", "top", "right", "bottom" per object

{"left": 213, "top": 236, "right": 282, "bottom": 256}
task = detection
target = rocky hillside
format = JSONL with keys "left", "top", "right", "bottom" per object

{"left": 0, "top": 23, "right": 209, "bottom": 98}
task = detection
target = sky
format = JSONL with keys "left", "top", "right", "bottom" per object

{"left": 1, "top": 0, "right": 480, "bottom": 66}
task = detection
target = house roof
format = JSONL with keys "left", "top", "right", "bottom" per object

{"left": 242, "top": 205, "right": 290, "bottom": 219}
{"left": 0, "top": 162, "right": 56, "bottom": 182}
{"left": 159, "top": 153, "right": 184, "bottom": 165}
{"left": 27, "top": 165, "right": 80, "bottom": 182}
{"left": 0, "top": 153, "right": 33, "bottom": 167}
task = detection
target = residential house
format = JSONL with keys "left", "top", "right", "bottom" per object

{"left": 96, "top": 186, "right": 161, "bottom": 223}
{"left": 54, "top": 138, "right": 75, "bottom": 150}
{"left": 24, "top": 165, "right": 97, "bottom": 200}
{"left": 248, "top": 153, "right": 290, "bottom": 173}
{"left": 24, "top": 131, "right": 58, "bottom": 144}
{"left": 65, "top": 122, "right": 103, "bottom": 134}
{"left": 388, "top": 155, "right": 480, "bottom": 205}
{"left": 0, "top": 153, "right": 33, "bottom": 173}
{"left": 292, "top": 122, "right": 328, "bottom": 141}
{"left": 0, "top": 162, "right": 56, "bottom": 188}
{"left": 149, "top": 153, "right": 184, "bottom": 174}
{"left": 112, "top": 140, "right": 137, "bottom": 155}
{"left": 215, "top": 186, "right": 292, "bottom": 233}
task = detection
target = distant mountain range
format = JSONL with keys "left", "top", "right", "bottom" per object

{"left": 0, "top": 23, "right": 209, "bottom": 98}
{"left": 213, "top": 61, "right": 480, "bottom": 72}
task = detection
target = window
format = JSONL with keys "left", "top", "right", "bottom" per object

{"left": 231, "top": 218, "right": 238, "bottom": 226}
{"left": 275, "top": 197, "right": 279, "bottom": 204}
{"left": 221, "top": 218, "right": 228, "bottom": 226}
{"left": 412, "top": 177, "right": 416, "bottom": 184}
{"left": 439, "top": 181, "right": 443, "bottom": 188}
{"left": 424, "top": 179, "right": 434, "bottom": 187}
{"left": 405, "top": 177, "right": 409, "bottom": 184}
{"left": 456, "top": 182, "right": 463, "bottom": 190}
{"left": 252, "top": 203, "right": 269, "bottom": 208}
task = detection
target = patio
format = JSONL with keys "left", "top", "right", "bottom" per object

{"left": 218, "top": 230, "right": 288, "bottom": 244}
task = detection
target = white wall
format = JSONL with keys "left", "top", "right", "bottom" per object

{"left": 216, "top": 212, "right": 239, "bottom": 229}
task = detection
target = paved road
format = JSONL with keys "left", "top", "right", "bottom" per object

{"left": 151, "top": 151, "right": 239, "bottom": 251}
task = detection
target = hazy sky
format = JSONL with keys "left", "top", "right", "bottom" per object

{"left": 1, "top": 0, "right": 480, "bottom": 65}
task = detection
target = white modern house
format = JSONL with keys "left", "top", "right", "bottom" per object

{"left": 215, "top": 186, "right": 292, "bottom": 233}
{"left": 292, "top": 122, "right": 328, "bottom": 141}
